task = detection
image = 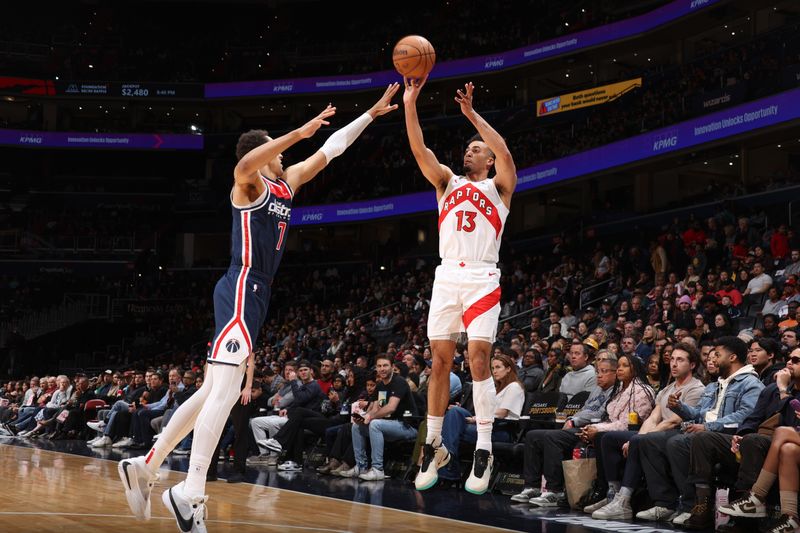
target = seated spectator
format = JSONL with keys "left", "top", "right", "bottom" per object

{"left": 343, "top": 354, "right": 418, "bottom": 481}
{"left": 250, "top": 360, "right": 323, "bottom": 465}
{"left": 743, "top": 262, "right": 773, "bottom": 296}
{"left": 644, "top": 354, "right": 662, "bottom": 392}
{"left": 519, "top": 349, "right": 544, "bottom": 392}
{"left": 511, "top": 358, "right": 617, "bottom": 506}
{"left": 687, "top": 346, "right": 800, "bottom": 529}
{"left": 638, "top": 337, "right": 763, "bottom": 527}
{"left": 436, "top": 354, "right": 524, "bottom": 483}
{"left": 538, "top": 348, "right": 564, "bottom": 393}
{"left": 265, "top": 367, "right": 367, "bottom": 472}
{"left": 559, "top": 343, "right": 596, "bottom": 400}
{"left": 749, "top": 338, "right": 784, "bottom": 386}
{"left": 589, "top": 344, "right": 703, "bottom": 520}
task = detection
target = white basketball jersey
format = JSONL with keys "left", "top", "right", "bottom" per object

{"left": 437, "top": 175, "right": 509, "bottom": 263}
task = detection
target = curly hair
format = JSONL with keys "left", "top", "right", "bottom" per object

{"left": 235, "top": 129, "right": 270, "bottom": 161}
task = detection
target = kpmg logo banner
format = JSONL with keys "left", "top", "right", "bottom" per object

{"left": 206, "top": 0, "right": 722, "bottom": 98}
{"left": 293, "top": 87, "right": 800, "bottom": 225}
{"left": 0, "top": 130, "right": 203, "bottom": 150}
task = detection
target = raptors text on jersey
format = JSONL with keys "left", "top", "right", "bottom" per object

{"left": 437, "top": 175, "right": 509, "bottom": 263}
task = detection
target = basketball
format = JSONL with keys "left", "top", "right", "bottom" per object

{"left": 392, "top": 35, "right": 436, "bottom": 79}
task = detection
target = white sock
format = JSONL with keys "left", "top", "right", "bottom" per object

{"left": 184, "top": 453, "right": 211, "bottom": 498}
{"left": 426, "top": 415, "right": 443, "bottom": 444}
{"left": 618, "top": 486, "right": 632, "bottom": 498}
{"left": 472, "top": 376, "right": 496, "bottom": 452}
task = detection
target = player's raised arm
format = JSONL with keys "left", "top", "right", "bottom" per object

{"left": 283, "top": 83, "right": 400, "bottom": 194}
{"left": 403, "top": 75, "right": 452, "bottom": 194}
{"left": 455, "top": 82, "right": 517, "bottom": 204}
{"left": 233, "top": 105, "right": 336, "bottom": 186}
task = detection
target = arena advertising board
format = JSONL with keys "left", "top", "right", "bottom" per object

{"left": 0, "top": 76, "right": 56, "bottom": 96}
{"left": 54, "top": 81, "right": 203, "bottom": 99}
{"left": 291, "top": 87, "right": 800, "bottom": 225}
{"left": 537, "top": 78, "right": 642, "bottom": 117}
{"left": 0, "top": 130, "right": 203, "bottom": 150}
{"left": 206, "top": 0, "right": 721, "bottom": 98}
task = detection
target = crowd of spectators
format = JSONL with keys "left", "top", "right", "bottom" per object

{"left": 0, "top": 1, "right": 665, "bottom": 82}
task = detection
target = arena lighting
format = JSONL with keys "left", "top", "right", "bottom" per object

{"left": 380, "top": 266, "right": 386, "bottom": 271}
{"left": 729, "top": 162, "right": 734, "bottom": 166}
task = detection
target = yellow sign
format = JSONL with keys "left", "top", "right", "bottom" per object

{"left": 537, "top": 78, "right": 642, "bottom": 117}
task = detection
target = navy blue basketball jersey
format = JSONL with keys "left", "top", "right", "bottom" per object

{"left": 229, "top": 175, "right": 293, "bottom": 279}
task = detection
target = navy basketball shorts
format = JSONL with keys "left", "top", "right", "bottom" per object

{"left": 208, "top": 266, "right": 271, "bottom": 366}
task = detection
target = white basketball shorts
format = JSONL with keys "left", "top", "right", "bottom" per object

{"left": 427, "top": 259, "right": 501, "bottom": 343}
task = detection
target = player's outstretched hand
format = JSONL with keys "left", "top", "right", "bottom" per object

{"left": 368, "top": 83, "right": 400, "bottom": 119}
{"left": 298, "top": 104, "right": 336, "bottom": 139}
{"left": 402, "top": 75, "right": 428, "bottom": 106}
{"left": 455, "top": 82, "right": 475, "bottom": 116}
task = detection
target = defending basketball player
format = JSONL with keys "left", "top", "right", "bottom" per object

{"left": 117, "top": 83, "right": 399, "bottom": 533}
{"left": 404, "top": 76, "right": 517, "bottom": 494}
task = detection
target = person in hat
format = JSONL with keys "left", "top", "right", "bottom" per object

{"left": 673, "top": 295, "right": 695, "bottom": 331}
{"left": 716, "top": 277, "right": 743, "bottom": 308}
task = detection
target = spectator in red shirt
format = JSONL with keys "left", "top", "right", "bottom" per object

{"left": 771, "top": 224, "right": 790, "bottom": 261}
{"left": 716, "top": 279, "right": 743, "bottom": 308}
{"left": 316, "top": 358, "right": 335, "bottom": 395}
{"left": 682, "top": 222, "right": 707, "bottom": 250}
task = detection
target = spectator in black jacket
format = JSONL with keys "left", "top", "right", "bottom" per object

{"left": 519, "top": 349, "right": 544, "bottom": 392}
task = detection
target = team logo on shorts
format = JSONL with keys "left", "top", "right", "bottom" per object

{"left": 225, "top": 339, "right": 241, "bottom": 353}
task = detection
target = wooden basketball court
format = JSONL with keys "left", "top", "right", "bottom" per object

{"left": 0, "top": 443, "right": 521, "bottom": 532}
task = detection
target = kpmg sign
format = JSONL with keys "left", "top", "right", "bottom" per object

{"left": 0, "top": 131, "right": 203, "bottom": 150}
{"left": 207, "top": 0, "right": 722, "bottom": 98}
{"left": 292, "top": 87, "right": 800, "bottom": 225}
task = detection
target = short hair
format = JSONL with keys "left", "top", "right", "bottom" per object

{"left": 236, "top": 129, "right": 270, "bottom": 161}
{"left": 715, "top": 336, "right": 748, "bottom": 364}
{"left": 752, "top": 337, "right": 780, "bottom": 358}
{"left": 672, "top": 342, "right": 700, "bottom": 369}
{"left": 467, "top": 134, "right": 495, "bottom": 159}
{"left": 375, "top": 354, "right": 392, "bottom": 365}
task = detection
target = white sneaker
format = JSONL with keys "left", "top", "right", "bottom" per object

{"left": 464, "top": 449, "right": 493, "bottom": 495}
{"left": 338, "top": 465, "right": 362, "bottom": 478}
{"left": 162, "top": 481, "right": 207, "bottom": 533}
{"left": 112, "top": 437, "right": 134, "bottom": 448}
{"left": 87, "top": 436, "right": 100, "bottom": 445}
{"left": 358, "top": 468, "right": 386, "bottom": 481}
{"left": 529, "top": 491, "right": 564, "bottom": 507}
{"left": 414, "top": 435, "right": 450, "bottom": 491}
{"left": 261, "top": 438, "right": 282, "bottom": 453}
{"left": 591, "top": 494, "right": 633, "bottom": 520}
{"left": 172, "top": 448, "right": 190, "bottom": 456}
{"left": 87, "top": 420, "right": 105, "bottom": 432}
{"left": 718, "top": 492, "right": 768, "bottom": 518}
{"left": 671, "top": 512, "right": 691, "bottom": 525}
{"left": 92, "top": 436, "right": 113, "bottom": 448}
{"left": 583, "top": 497, "right": 611, "bottom": 514}
{"left": 277, "top": 461, "right": 302, "bottom": 472}
{"left": 511, "top": 487, "right": 541, "bottom": 503}
{"left": 636, "top": 506, "right": 678, "bottom": 521}
{"left": 245, "top": 454, "right": 271, "bottom": 465}
{"left": 118, "top": 456, "right": 159, "bottom": 520}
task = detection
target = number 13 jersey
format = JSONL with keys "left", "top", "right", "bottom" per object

{"left": 437, "top": 175, "right": 509, "bottom": 263}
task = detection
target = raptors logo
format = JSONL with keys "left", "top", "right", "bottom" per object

{"left": 225, "top": 339, "right": 241, "bottom": 353}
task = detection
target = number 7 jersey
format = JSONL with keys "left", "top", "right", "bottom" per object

{"left": 438, "top": 175, "right": 509, "bottom": 263}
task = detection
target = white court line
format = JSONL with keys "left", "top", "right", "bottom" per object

{"left": 1, "top": 443, "right": 522, "bottom": 533}
{"left": 0, "top": 512, "right": 351, "bottom": 532}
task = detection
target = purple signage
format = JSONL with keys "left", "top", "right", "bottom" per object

{"left": 206, "top": 0, "right": 722, "bottom": 98}
{"left": 293, "top": 87, "right": 800, "bottom": 225}
{"left": 0, "top": 130, "right": 203, "bottom": 150}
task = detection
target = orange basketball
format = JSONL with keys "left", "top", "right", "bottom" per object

{"left": 392, "top": 35, "right": 436, "bottom": 79}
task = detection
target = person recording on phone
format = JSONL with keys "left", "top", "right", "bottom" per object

{"left": 637, "top": 337, "right": 763, "bottom": 528}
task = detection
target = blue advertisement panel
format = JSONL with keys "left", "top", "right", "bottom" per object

{"left": 0, "top": 130, "right": 203, "bottom": 150}
{"left": 206, "top": 0, "right": 722, "bottom": 98}
{"left": 292, "top": 87, "right": 800, "bottom": 225}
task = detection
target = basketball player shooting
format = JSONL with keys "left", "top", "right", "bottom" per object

{"left": 117, "top": 83, "right": 399, "bottom": 533}
{"left": 404, "top": 76, "right": 517, "bottom": 494}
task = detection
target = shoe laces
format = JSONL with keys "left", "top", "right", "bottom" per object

{"left": 190, "top": 496, "right": 208, "bottom": 524}
{"left": 689, "top": 502, "right": 708, "bottom": 516}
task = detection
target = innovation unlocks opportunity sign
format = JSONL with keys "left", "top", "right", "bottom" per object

{"left": 291, "top": 87, "right": 800, "bottom": 225}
